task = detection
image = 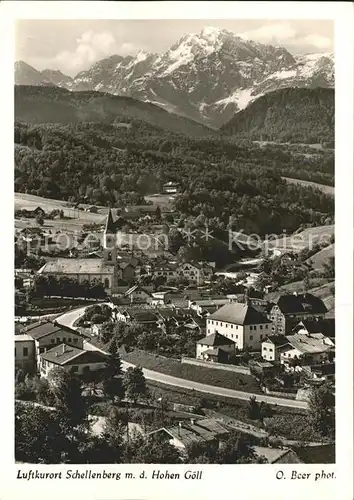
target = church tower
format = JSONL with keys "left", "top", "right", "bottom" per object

{"left": 103, "top": 208, "right": 117, "bottom": 265}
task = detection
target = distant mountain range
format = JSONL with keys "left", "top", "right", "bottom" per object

{"left": 15, "top": 26, "right": 334, "bottom": 128}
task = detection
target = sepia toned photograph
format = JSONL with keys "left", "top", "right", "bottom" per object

{"left": 14, "top": 16, "right": 336, "bottom": 467}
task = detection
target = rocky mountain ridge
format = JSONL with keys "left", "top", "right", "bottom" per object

{"left": 15, "top": 27, "right": 334, "bottom": 127}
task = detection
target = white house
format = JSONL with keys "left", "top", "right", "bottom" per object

{"left": 196, "top": 331, "right": 236, "bottom": 362}
{"left": 20, "top": 319, "right": 86, "bottom": 361}
{"left": 280, "top": 333, "right": 335, "bottom": 366}
{"left": 15, "top": 334, "right": 36, "bottom": 372}
{"left": 206, "top": 302, "right": 272, "bottom": 351}
{"left": 124, "top": 284, "right": 153, "bottom": 304}
{"left": 177, "top": 262, "right": 213, "bottom": 285}
{"left": 261, "top": 335, "right": 290, "bottom": 362}
{"left": 38, "top": 343, "right": 108, "bottom": 378}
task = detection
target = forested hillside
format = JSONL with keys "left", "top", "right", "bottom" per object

{"left": 221, "top": 87, "right": 334, "bottom": 145}
{"left": 15, "top": 121, "right": 334, "bottom": 237}
{"left": 15, "top": 85, "right": 213, "bottom": 137}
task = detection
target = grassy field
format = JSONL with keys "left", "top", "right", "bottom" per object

{"left": 293, "top": 444, "right": 335, "bottom": 464}
{"left": 122, "top": 349, "right": 262, "bottom": 394}
{"left": 15, "top": 192, "right": 107, "bottom": 232}
{"left": 147, "top": 380, "right": 306, "bottom": 421}
{"left": 307, "top": 244, "right": 334, "bottom": 271}
{"left": 282, "top": 177, "right": 334, "bottom": 197}
{"left": 309, "top": 281, "right": 335, "bottom": 317}
{"left": 145, "top": 193, "right": 176, "bottom": 208}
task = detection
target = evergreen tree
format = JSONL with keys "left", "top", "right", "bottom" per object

{"left": 123, "top": 366, "right": 148, "bottom": 404}
{"left": 48, "top": 367, "right": 88, "bottom": 429}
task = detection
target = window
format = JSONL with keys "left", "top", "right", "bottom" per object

{"left": 260, "top": 334, "right": 263, "bottom": 339}
{"left": 231, "top": 334, "right": 233, "bottom": 338}
{"left": 225, "top": 324, "right": 228, "bottom": 328}
{"left": 236, "top": 325, "right": 238, "bottom": 329}
{"left": 71, "top": 366, "right": 78, "bottom": 373}
{"left": 23, "top": 347, "right": 28, "bottom": 357}
{"left": 263, "top": 347, "right": 267, "bottom": 351}
{"left": 107, "top": 252, "right": 112, "bottom": 261}
{"left": 51, "top": 339, "right": 55, "bottom": 344}
{"left": 260, "top": 325, "right": 263, "bottom": 330}
{"left": 230, "top": 324, "right": 233, "bottom": 329}
{"left": 74, "top": 338, "right": 78, "bottom": 344}
{"left": 235, "top": 335, "right": 238, "bottom": 339}
{"left": 216, "top": 322, "right": 218, "bottom": 326}
{"left": 266, "top": 324, "right": 268, "bottom": 329}
{"left": 250, "top": 336, "right": 253, "bottom": 340}
{"left": 220, "top": 322, "right": 223, "bottom": 326}
{"left": 63, "top": 337, "right": 66, "bottom": 343}
{"left": 104, "top": 278, "right": 110, "bottom": 288}
{"left": 39, "top": 347, "right": 45, "bottom": 354}
{"left": 211, "top": 321, "right": 214, "bottom": 325}
{"left": 207, "top": 329, "right": 210, "bottom": 334}
{"left": 56, "top": 338, "right": 60, "bottom": 344}
{"left": 68, "top": 338, "right": 72, "bottom": 343}
{"left": 250, "top": 326, "right": 253, "bottom": 331}
{"left": 83, "top": 366, "right": 90, "bottom": 372}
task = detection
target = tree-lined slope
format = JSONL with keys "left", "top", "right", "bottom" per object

{"left": 15, "top": 85, "right": 214, "bottom": 137}
{"left": 221, "top": 88, "right": 334, "bottom": 144}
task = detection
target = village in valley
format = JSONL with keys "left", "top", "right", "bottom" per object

{"left": 13, "top": 18, "right": 336, "bottom": 466}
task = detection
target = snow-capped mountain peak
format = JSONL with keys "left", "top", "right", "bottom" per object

{"left": 15, "top": 27, "right": 334, "bottom": 128}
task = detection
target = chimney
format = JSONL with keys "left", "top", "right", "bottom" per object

{"left": 62, "top": 344, "right": 66, "bottom": 354}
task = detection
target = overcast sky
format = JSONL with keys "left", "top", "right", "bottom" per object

{"left": 15, "top": 19, "right": 333, "bottom": 77}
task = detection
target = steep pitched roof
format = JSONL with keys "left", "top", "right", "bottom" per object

{"left": 254, "top": 446, "right": 302, "bottom": 464}
{"left": 40, "top": 343, "right": 108, "bottom": 365}
{"left": 262, "top": 335, "right": 289, "bottom": 347}
{"left": 38, "top": 258, "right": 115, "bottom": 275}
{"left": 285, "top": 333, "right": 334, "bottom": 354}
{"left": 292, "top": 319, "right": 335, "bottom": 337}
{"left": 209, "top": 302, "right": 271, "bottom": 325}
{"left": 148, "top": 418, "right": 231, "bottom": 447}
{"left": 275, "top": 293, "right": 327, "bottom": 315}
{"left": 198, "top": 331, "right": 235, "bottom": 347}
{"left": 22, "top": 319, "right": 86, "bottom": 341}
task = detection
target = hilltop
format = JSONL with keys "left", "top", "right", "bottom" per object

{"left": 14, "top": 85, "right": 214, "bottom": 137}
{"left": 221, "top": 87, "right": 334, "bottom": 144}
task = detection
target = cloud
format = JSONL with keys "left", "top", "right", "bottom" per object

{"left": 239, "top": 23, "right": 297, "bottom": 44}
{"left": 301, "top": 34, "right": 332, "bottom": 50}
{"left": 55, "top": 30, "right": 126, "bottom": 74}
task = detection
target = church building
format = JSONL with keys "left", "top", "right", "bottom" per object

{"left": 38, "top": 209, "right": 121, "bottom": 295}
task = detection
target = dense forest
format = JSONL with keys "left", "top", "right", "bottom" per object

{"left": 14, "top": 121, "right": 334, "bottom": 237}
{"left": 221, "top": 87, "right": 334, "bottom": 145}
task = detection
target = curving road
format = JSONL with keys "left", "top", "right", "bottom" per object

{"left": 56, "top": 306, "right": 308, "bottom": 410}
{"left": 55, "top": 305, "right": 91, "bottom": 328}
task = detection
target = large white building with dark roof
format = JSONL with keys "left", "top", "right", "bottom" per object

{"left": 15, "top": 319, "right": 109, "bottom": 376}
{"left": 206, "top": 302, "right": 272, "bottom": 351}
{"left": 38, "top": 208, "right": 120, "bottom": 294}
